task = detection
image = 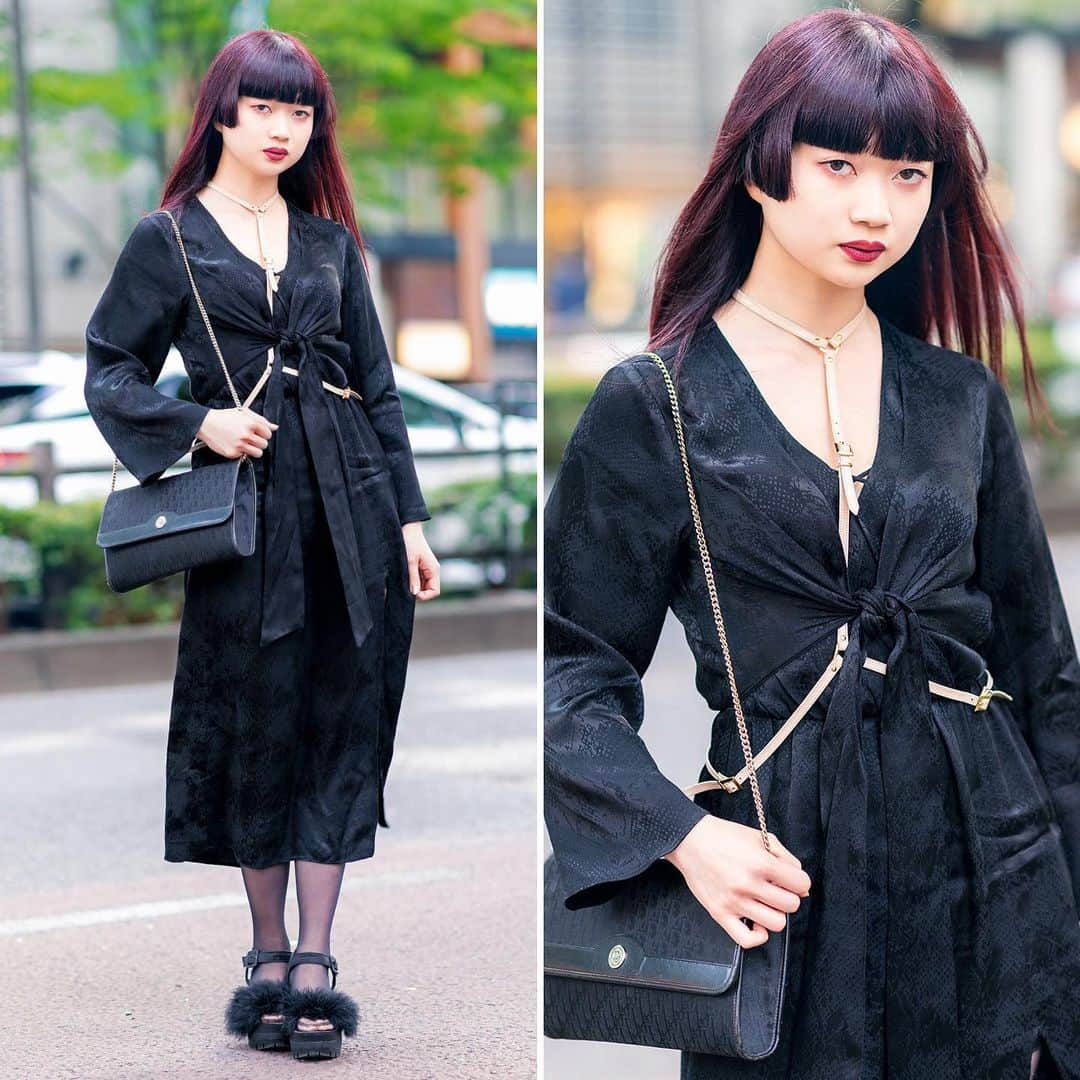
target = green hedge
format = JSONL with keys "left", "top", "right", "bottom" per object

{"left": 544, "top": 374, "right": 596, "bottom": 474}
{"left": 0, "top": 473, "right": 536, "bottom": 631}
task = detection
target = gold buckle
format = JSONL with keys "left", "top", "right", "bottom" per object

{"left": 705, "top": 755, "right": 744, "bottom": 794}
{"left": 973, "top": 669, "right": 1013, "bottom": 712}
{"left": 834, "top": 439, "right": 854, "bottom": 461}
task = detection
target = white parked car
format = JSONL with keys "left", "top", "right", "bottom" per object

{"left": 0, "top": 349, "right": 536, "bottom": 509}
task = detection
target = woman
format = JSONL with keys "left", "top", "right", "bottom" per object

{"left": 545, "top": 8, "right": 1079, "bottom": 1079}
{"left": 84, "top": 29, "right": 440, "bottom": 1060}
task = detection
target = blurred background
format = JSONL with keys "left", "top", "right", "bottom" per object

{"left": 0, "top": 0, "right": 538, "bottom": 638}
{"left": 543, "top": 2, "right": 1080, "bottom": 1078}
{"left": 0, "top": 6, "right": 536, "bottom": 1077}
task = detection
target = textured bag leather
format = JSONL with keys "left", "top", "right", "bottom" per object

{"left": 543, "top": 350, "right": 788, "bottom": 1058}
{"left": 543, "top": 854, "right": 788, "bottom": 1057}
{"left": 95, "top": 208, "right": 258, "bottom": 592}
{"left": 97, "top": 447, "right": 256, "bottom": 592}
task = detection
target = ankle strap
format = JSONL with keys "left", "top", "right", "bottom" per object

{"left": 242, "top": 947, "right": 294, "bottom": 983}
{"left": 288, "top": 950, "right": 339, "bottom": 989}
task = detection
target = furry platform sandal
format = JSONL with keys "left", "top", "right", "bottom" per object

{"left": 282, "top": 950, "right": 360, "bottom": 1061}
{"left": 224, "top": 947, "right": 293, "bottom": 1051}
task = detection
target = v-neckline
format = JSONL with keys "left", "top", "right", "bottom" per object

{"left": 706, "top": 311, "right": 894, "bottom": 489}
{"left": 190, "top": 192, "right": 295, "bottom": 277}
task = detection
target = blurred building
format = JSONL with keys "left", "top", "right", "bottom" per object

{"left": 545, "top": 0, "right": 1080, "bottom": 370}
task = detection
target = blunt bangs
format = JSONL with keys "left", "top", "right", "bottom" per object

{"left": 792, "top": 59, "right": 942, "bottom": 163}
{"left": 237, "top": 41, "right": 320, "bottom": 108}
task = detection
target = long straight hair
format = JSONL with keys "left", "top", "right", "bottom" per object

{"left": 649, "top": 6, "right": 1052, "bottom": 432}
{"left": 158, "top": 29, "right": 367, "bottom": 264}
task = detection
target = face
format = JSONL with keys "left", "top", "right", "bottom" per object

{"left": 213, "top": 95, "right": 315, "bottom": 175}
{"left": 745, "top": 141, "right": 934, "bottom": 285}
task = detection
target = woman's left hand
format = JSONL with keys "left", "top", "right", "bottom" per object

{"left": 403, "top": 522, "right": 440, "bottom": 600}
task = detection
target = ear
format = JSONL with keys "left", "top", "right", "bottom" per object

{"left": 744, "top": 178, "right": 765, "bottom": 206}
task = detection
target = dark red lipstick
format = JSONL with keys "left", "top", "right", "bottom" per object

{"left": 840, "top": 240, "right": 885, "bottom": 264}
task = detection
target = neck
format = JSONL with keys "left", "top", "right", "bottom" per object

{"left": 738, "top": 225, "right": 867, "bottom": 333}
{"left": 206, "top": 156, "right": 279, "bottom": 208}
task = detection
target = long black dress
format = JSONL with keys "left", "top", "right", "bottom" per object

{"left": 84, "top": 195, "right": 430, "bottom": 868}
{"left": 544, "top": 314, "right": 1080, "bottom": 1079}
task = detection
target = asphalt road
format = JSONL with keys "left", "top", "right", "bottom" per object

{"left": 542, "top": 533, "right": 1080, "bottom": 1080}
{"left": 0, "top": 647, "right": 537, "bottom": 1079}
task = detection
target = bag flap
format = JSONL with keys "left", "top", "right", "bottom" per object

{"left": 96, "top": 458, "right": 242, "bottom": 549}
{"left": 544, "top": 938, "right": 739, "bottom": 995}
{"left": 542, "top": 854, "right": 743, "bottom": 996}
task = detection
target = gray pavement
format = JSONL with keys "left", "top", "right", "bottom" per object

{"left": 0, "top": 648, "right": 537, "bottom": 1079}
{"left": 542, "top": 532, "right": 1080, "bottom": 1079}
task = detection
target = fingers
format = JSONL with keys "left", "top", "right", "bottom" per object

{"left": 739, "top": 896, "right": 788, "bottom": 933}
{"left": 720, "top": 913, "right": 770, "bottom": 950}
{"left": 753, "top": 878, "right": 805, "bottom": 913}
{"left": 760, "top": 834, "right": 813, "bottom": 895}
{"left": 236, "top": 406, "right": 278, "bottom": 438}
{"left": 764, "top": 831, "right": 801, "bottom": 865}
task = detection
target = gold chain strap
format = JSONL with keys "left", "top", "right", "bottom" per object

{"left": 642, "top": 352, "right": 773, "bottom": 854}
{"left": 108, "top": 209, "right": 249, "bottom": 492}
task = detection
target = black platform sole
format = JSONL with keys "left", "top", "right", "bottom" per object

{"left": 248, "top": 1019, "right": 290, "bottom": 1051}
{"left": 290, "top": 1026, "right": 344, "bottom": 1060}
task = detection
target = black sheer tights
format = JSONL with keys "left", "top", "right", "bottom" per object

{"left": 240, "top": 860, "right": 347, "bottom": 1031}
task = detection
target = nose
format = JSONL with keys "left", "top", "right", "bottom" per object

{"left": 269, "top": 111, "right": 289, "bottom": 139}
{"left": 850, "top": 180, "right": 892, "bottom": 228}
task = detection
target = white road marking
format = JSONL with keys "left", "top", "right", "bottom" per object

{"left": 0, "top": 865, "right": 468, "bottom": 938}
{"left": 392, "top": 737, "right": 535, "bottom": 776}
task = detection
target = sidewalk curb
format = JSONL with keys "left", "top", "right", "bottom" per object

{"left": 0, "top": 589, "right": 536, "bottom": 696}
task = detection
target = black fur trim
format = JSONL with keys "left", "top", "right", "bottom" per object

{"left": 224, "top": 979, "right": 288, "bottom": 1037}
{"left": 282, "top": 986, "right": 360, "bottom": 1038}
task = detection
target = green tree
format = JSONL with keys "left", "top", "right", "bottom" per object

{"left": 0, "top": 0, "right": 535, "bottom": 208}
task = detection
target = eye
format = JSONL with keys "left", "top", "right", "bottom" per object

{"left": 294, "top": 109, "right": 311, "bottom": 119}
{"left": 896, "top": 167, "right": 929, "bottom": 184}
{"left": 823, "top": 159, "right": 854, "bottom": 176}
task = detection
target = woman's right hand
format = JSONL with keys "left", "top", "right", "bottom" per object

{"left": 664, "top": 815, "right": 812, "bottom": 949}
{"left": 197, "top": 407, "right": 279, "bottom": 458}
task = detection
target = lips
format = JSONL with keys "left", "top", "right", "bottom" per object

{"left": 263, "top": 148, "right": 288, "bottom": 160}
{"left": 839, "top": 241, "right": 885, "bottom": 263}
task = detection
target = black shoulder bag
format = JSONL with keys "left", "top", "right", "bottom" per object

{"left": 96, "top": 209, "right": 257, "bottom": 592}
{"left": 543, "top": 351, "right": 790, "bottom": 1059}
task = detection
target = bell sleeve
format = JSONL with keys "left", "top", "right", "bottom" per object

{"left": 340, "top": 229, "right": 430, "bottom": 524}
{"left": 974, "top": 365, "right": 1080, "bottom": 908}
{"left": 545, "top": 357, "right": 709, "bottom": 911}
{"left": 84, "top": 212, "right": 210, "bottom": 486}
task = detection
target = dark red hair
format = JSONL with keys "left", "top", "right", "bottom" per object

{"left": 649, "top": 6, "right": 1053, "bottom": 432}
{"left": 158, "top": 29, "right": 367, "bottom": 264}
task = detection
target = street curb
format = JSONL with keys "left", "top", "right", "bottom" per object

{"left": 0, "top": 589, "right": 536, "bottom": 696}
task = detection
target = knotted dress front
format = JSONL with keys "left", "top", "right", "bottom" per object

{"left": 85, "top": 196, "right": 430, "bottom": 868}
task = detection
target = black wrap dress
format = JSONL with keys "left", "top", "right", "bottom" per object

{"left": 544, "top": 314, "right": 1080, "bottom": 1079}
{"left": 84, "top": 195, "right": 430, "bottom": 868}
